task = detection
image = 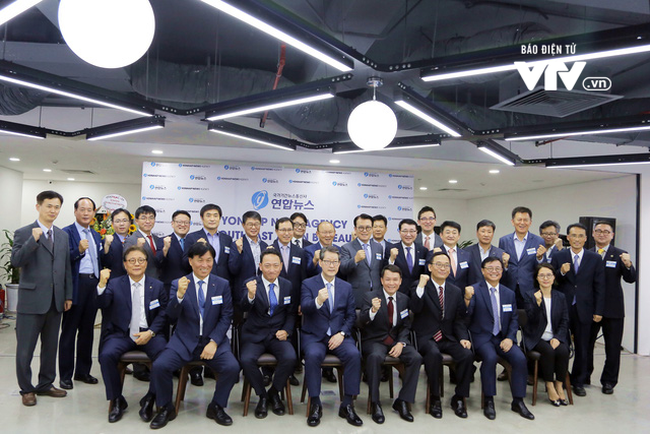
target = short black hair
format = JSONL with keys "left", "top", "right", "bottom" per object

{"left": 319, "top": 245, "right": 340, "bottom": 260}
{"left": 200, "top": 204, "right": 222, "bottom": 218}
{"left": 477, "top": 219, "right": 496, "bottom": 231}
{"left": 261, "top": 248, "right": 282, "bottom": 263}
{"left": 188, "top": 241, "right": 216, "bottom": 259}
{"left": 567, "top": 222, "right": 587, "bottom": 234}
{"left": 275, "top": 217, "right": 293, "bottom": 230}
{"left": 428, "top": 250, "right": 450, "bottom": 264}
{"left": 418, "top": 206, "right": 436, "bottom": 220}
{"left": 74, "top": 197, "right": 96, "bottom": 210}
{"left": 511, "top": 206, "right": 533, "bottom": 219}
{"left": 534, "top": 263, "right": 557, "bottom": 289}
{"left": 243, "top": 210, "right": 262, "bottom": 223}
{"left": 354, "top": 213, "right": 374, "bottom": 227}
{"left": 111, "top": 208, "right": 131, "bottom": 223}
{"left": 372, "top": 215, "right": 387, "bottom": 226}
{"left": 440, "top": 220, "right": 461, "bottom": 233}
{"left": 135, "top": 205, "right": 156, "bottom": 219}
{"left": 381, "top": 264, "right": 402, "bottom": 278}
{"left": 123, "top": 245, "right": 147, "bottom": 262}
{"left": 36, "top": 190, "right": 63, "bottom": 205}
{"left": 481, "top": 256, "right": 502, "bottom": 268}
{"left": 172, "top": 210, "right": 191, "bottom": 221}
{"left": 398, "top": 218, "right": 418, "bottom": 231}
{"left": 593, "top": 220, "right": 614, "bottom": 232}
{"left": 539, "top": 220, "right": 560, "bottom": 233}
{"left": 290, "top": 212, "right": 308, "bottom": 224}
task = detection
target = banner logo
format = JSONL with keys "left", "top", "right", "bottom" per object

{"left": 252, "top": 190, "right": 269, "bottom": 210}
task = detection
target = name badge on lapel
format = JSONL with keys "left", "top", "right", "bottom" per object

{"left": 459, "top": 261, "right": 469, "bottom": 269}
{"left": 400, "top": 309, "right": 408, "bottom": 319}
{"left": 606, "top": 260, "right": 617, "bottom": 268}
{"left": 212, "top": 295, "right": 223, "bottom": 305}
{"left": 224, "top": 246, "right": 230, "bottom": 254}
{"left": 283, "top": 296, "right": 291, "bottom": 305}
{"left": 291, "top": 256, "right": 301, "bottom": 265}
{"left": 526, "top": 248, "right": 537, "bottom": 256}
{"left": 418, "top": 258, "right": 426, "bottom": 266}
{"left": 375, "top": 253, "right": 382, "bottom": 261}
{"left": 502, "top": 304, "right": 513, "bottom": 312}
{"left": 149, "top": 299, "right": 160, "bottom": 310}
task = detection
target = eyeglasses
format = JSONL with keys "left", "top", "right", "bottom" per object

{"left": 245, "top": 222, "right": 261, "bottom": 228}
{"left": 538, "top": 273, "right": 554, "bottom": 279}
{"left": 292, "top": 222, "right": 306, "bottom": 229}
{"left": 541, "top": 232, "right": 557, "bottom": 237}
{"left": 431, "top": 262, "right": 450, "bottom": 269}
{"left": 400, "top": 229, "right": 417, "bottom": 234}
{"left": 356, "top": 226, "right": 372, "bottom": 232}
{"left": 173, "top": 220, "right": 190, "bottom": 226}
{"left": 277, "top": 228, "right": 293, "bottom": 233}
{"left": 321, "top": 259, "right": 340, "bottom": 266}
{"left": 126, "top": 258, "right": 147, "bottom": 264}
{"left": 483, "top": 266, "right": 502, "bottom": 272}
{"left": 594, "top": 229, "right": 612, "bottom": 235}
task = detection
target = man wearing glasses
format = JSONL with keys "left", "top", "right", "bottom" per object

{"left": 161, "top": 210, "right": 191, "bottom": 293}
{"left": 305, "top": 221, "right": 340, "bottom": 277}
{"left": 124, "top": 205, "right": 163, "bottom": 279}
{"left": 539, "top": 220, "right": 563, "bottom": 262}
{"left": 290, "top": 212, "right": 312, "bottom": 249}
{"left": 386, "top": 219, "right": 428, "bottom": 297}
{"left": 417, "top": 206, "right": 443, "bottom": 251}
{"left": 229, "top": 210, "right": 268, "bottom": 308}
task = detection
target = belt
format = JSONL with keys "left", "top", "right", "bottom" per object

{"left": 79, "top": 273, "right": 98, "bottom": 280}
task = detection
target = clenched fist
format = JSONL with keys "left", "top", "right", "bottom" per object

{"left": 354, "top": 249, "right": 366, "bottom": 263}
{"left": 235, "top": 237, "right": 244, "bottom": 253}
{"left": 464, "top": 286, "right": 474, "bottom": 300}
{"left": 418, "top": 274, "right": 430, "bottom": 288}
{"left": 561, "top": 262, "right": 571, "bottom": 274}
{"left": 136, "top": 237, "right": 146, "bottom": 247}
{"left": 32, "top": 227, "right": 43, "bottom": 242}
{"left": 79, "top": 238, "right": 89, "bottom": 253}
{"left": 246, "top": 279, "right": 258, "bottom": 299}
{"left": 371, "top": 297, "right": 381, "bottom": 313}
{"left": 177, "top": 276, "right": 190, "bottom": 299}
{"left": 534, "top": 290, "right": 542, "bottom": 306}
{"left": 317, "top": 287, "right": 329, "bottom": 305}
{"left": 99, "top": 268, "right": 111, "bottom": 287}
{"left": 536, "top": 244, "right": 547, "bottom": 260}
{"left": 389, "top": 247, "right": 398, "bottom": 262}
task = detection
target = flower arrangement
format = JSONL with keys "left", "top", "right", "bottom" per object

{"left": 92, "top": 211, "right": 137, "bottom": 239}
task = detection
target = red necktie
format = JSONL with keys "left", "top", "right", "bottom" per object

{"left": 433, "top": 286, "right": 444, "bottom": 342}
{"left": 424, "top": 235, "right": 430, "bottom": 250}
{"left": 147, "top": 235, "right": 156, "bottom": 253}
{"left": 387, "top": 296, "right": 394, "bottom": 327}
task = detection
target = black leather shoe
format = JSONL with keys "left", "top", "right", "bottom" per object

{"left": 322, "top": 369, "right": 337, "bottom": 383}
{"left": 150, "top": 407, "right": 176, "bottom": 429}
{"left": 108, "top": 396, "right": 128, "bottom": 423}
{"left": 269, "top": 393, "right": 285, "bottom": 416}
{"left": 511, "top": 400, "right": 535, "bottom": 420}
{"left": 190, "top": 370, "right": 204, "bottom": 387}
{"left": 139, "top": 393, "right": 155, "bottom": 422}
{"left": 497, "top": 369, "right": 508, "bottom": 381}
{"left": 338, "top": 404, "right": 363, "bottom": 426}
{"left": 289, "top": 374, "right": 300, "bottom": 386}
{"left": 429, "top": 399, "right": 442, "bottom": 419}
{"left": 263, "top": 375, "right": 272, "bottom": 387}
{"left": 255, "top": 396, "right": 268, "bottom": 419}
{"left": 206, "top": 403, "right": 233, "bottom": 426}
{"left": 602, "top": 383, "right": 614, "bottom": 395}
{"left": 483, "top": 399, "right": 496, "bottom": 420}
{"left": 59, "top": 379, "right": 73, "bottom": 390}
{"left": 133, "top": 369, "right": 151, "bottom": 382}
{"left": 371, "top": 402, "right": 384, "bottom": 424}
{"left": 450, "top": 396, "right": 467, "bottom": 418}
{"left": 392, "top": 399, "right": 413, "bottom": 422}
{"left": 74, "top": 374, "right": 98, "bottom": 384}
{"left": 307, "top": 403, "right": 322, "bottom": 427}
{"left": 573, "top": 385, "right": 587, "bottom": 397}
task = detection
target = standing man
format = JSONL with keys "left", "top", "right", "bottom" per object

{"left": 417, "top": 206, "right": 443, "bottom": 250}
{"left": 552, "top": 223, "right": 606, "bottom": 397}
{"left": 372, "top": 214, "right": 388, "bottom": 255}
{"left": 124, "top": 205, "right": 163, "bottom": 278}
{"left": 587, "top": 221, "right": 636, "bottom": 395}
{"left": 465, "top": 219, "right": 509, "bottom": 286}
{"left": 301, "top": 246, "right": 363, "bottom": 427}
{"left": 96, "top": 246, "right": 168, "bottom": 423}
{"left": 411, "top": 251, "right": 472, "bottom": 419}
{"left": 60, "top": 197, "right": 103, "bottom": 390}
{"left": 12, "top": 190, "right": 72, "bottom": 406}
{"left": 272, "top": 218, "right": 306, "bottom": 298}
{"left": 229, "top": 211, "right": 268, "bottom": 306}
{"left": 101, "top": 208, "right": 132, "bottom": 278}
{"left": 540, "top": 220, "right": 563, "bottom": 262}
{"left": 290, "top": 212, "right": 312, "bottom": 249}
{"left": 360, "top": 265, "right": 421, "bottom": 424}
{"left": 149, "top": 242, "right": 240, "bottom": 429}
{"left": 184, "top": 203, "right": 232, "bottom": 280}
{"left": 240, "top": 250, "right": 297, "bottom": 418}
{"left": 438, "top": 221, "right": 472, "bottom": 290}
{"left": 305, "top": 221, "right": 339, "bottom": 277}
{"left": 386, "top": 219, "right": 428, "bottom": 297}
{"left": 161, "top": 210, "right": 191, "bottom": 292}
{"left": 340, "top": 214, "right": 383, "bottom": 308}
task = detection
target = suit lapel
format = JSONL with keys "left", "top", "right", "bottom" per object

{"left": 121, "top": 276, "right": 133, "bottom": 314}
{"left": 143, "top": 277, "right": 152, "bottom": 322}
{"left": 478, "top": 282, "right": 494, "bottom": 322}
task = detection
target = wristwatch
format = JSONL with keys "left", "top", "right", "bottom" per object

{"left": 339, "top": 331, "right": 346, "bottom": 337}
{"left": 149, "top": 330, "right": 156, "bottom": 337}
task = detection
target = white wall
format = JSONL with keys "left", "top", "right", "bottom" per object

{"left": 0, "top": 166, "right": 23, "bottom": 284}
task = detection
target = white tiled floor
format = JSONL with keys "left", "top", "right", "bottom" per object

{"left": 0, "top": 314, "right": 648, "bottom": 433}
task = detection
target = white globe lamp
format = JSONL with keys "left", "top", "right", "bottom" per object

{"left": 347, "top": 78, "right": 397, "bottom": 150}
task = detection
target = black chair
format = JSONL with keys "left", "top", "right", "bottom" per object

{"left": 241, "top": 353, "right": 294, "bottom": 416}
{"left": 109, "top": 350, "right": 153, "bottom": 411}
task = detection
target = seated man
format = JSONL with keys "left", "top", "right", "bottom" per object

{"left": 97, "top": 246, "right": 168, "bottom": 423}
{"left": 359, "top": 264, "right": 422, "bottom": 424}
{"left": 240, "top": 249, "right": 297, "bottom": 418}
{"left": 149, "top": 242, "right": 240, "bottom": 429}
{"left": 465, "top": 257, "right": 534, "bottom": 421}
{"left": 301, "top": 246, "right": 363, "bottom": 427}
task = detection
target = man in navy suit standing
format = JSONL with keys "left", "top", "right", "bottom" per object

{"left": 184, "top": 203, "right": 232, "bottom": 280}
{"left": 417, "top": 206, "right": 443, "bottom": 251}
{"left": 229, "top": 210, "right": 268, "bottom": 308}
{"left": 386, "top": 219, "right": 428, "bottom": 297}
{"left": 149, "top": 242, "right": 239, "bottom": 429}
{"left": 160, "top": 210, "right": 191, "bottom": 292}
{"left": 124, "top": 205, "right": 164, "bottom": 279}
{"left": 552, "top": 223, "right": 605, "bottom": 397}
{"left": 437, "top": 221, "right": 472, "bottom": 290}
{"left": 465, "top": 219, "right": 509, "bottom": 286}
{"left": 465, "top": 257, "right": 534, "bottom": 420}
{"left": 290, "top": 212, "right": 312, "bottom": 249}
{"left": 539, "top": 220, "right": 564, "bottom": 262}
{"left": 60, "top": 197, "right": 103, "bottom": 390}
{"left": 372, "top": 214, "right": 388, "bottom": 255}
{"left": 96, "top": 246, "right": 168, "bottom": 423}
{"left": 272, "top": 218, "right": 306, "bottom": 298}
{"left": 301, "top": 246, "right": 363, "bottom": 427}
{"left": 101, "top": 208, "right": 132, "bottom": 279}
{"left": 304, "top": 221, "right": 339, "bottom": 278}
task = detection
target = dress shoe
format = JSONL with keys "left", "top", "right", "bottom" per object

{"left": 429, "top": 399, "right": 442, "bottom": 419}
{"left": 392, "top": 399, "right": 413, "bottom": 422}
{"left": 108, "top": 396, "right": 128, "bottom": 423}
{"left": 511, "top": 400, "right": 535, "bottom": 420}
{"left": 548, "top": 398, "right": 561, "bottom": 407}
{"left": 36, "top": 386, "right": 67, "bottom": 398}
{"left": 450, "top": 396, "right": 467, "bottom": 418}
{"left": 322, "top": 369, "right": 337, "bottom": 383}
{"left": 74, "top": 374, "right": 98, "bottom": 385}
{"left": 206, "top": 402, "right": 233, "bottom": 426}
{"left": 371, "top": 402, "right": 385, "bottom": 424}
{"left": 204, "top": 368, "right": 215, "bottom": 379}
{"left": 338, "top": 404, "right": 363, "bottom": 426}
{"left": 150, "top": 406, "right": 176, "bottom": 429}
{"left": 483, "top": 399, "right": 496, "bottom": 420}
{"left": 307, "top": 403, "right": 322, "bottom": 427}
{"left": 602, "top": 383, "right": 614, "bottom": 395}
{"left": 59, "top": 379, "right": 73, "bottom": 390}
{"left": 289, "top": 374, "right": 299, "bottom": 386}
{"left": 21, "top": 392, "right": 36, "bottom": 407}
{"left": 190, "top": 370, "right": 204, "bottom": 386}
{"left": 139, "top": 393, "right": 156, "bottom": 422}
{"left": 584, "top": 377, "right": 591, "bottom": 385}
{"left": 133, "top": 369, "right": 151, "bottom": 382}
{"left": 573, "top": 385, "right": 587, "bottom": 397}
{"left": 269, "top": 393, "right": 285, "bottom": 416}
{"left": 263, "top": 375, "right": 272, "bottom": 387}
{"left": 497, "top": 369, "right": 508, "bottom": 381}
{"left": 255, "top": 396, "right": 268, "bottom": 419}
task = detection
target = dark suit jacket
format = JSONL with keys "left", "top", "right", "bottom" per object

{"left": 272, "top": 240, "right": 306, "bottom": 300}
{"left": 359, "top": 290, "right": 411, "bottom": 346}
{"left": 97, "top": 275, "right": 168, "bottom": 340}
{"left": 545, "top": 245, "right": 561, "bottom": 263}
{"left": 385, "top": 242, "right": 428, "bottom": 297}
{"left": 228, "top": 236, "right": 268, "bottom": 303}
{"left": 101, "top": 235, "right": 127, "bottom": 278}
{"left": 123, "top": 231, "right": 163, "bottom": 278}
{"left": 592, "top": 245, "right": 636, "bottom": 318}
{"left": 160, "top": 234, "right": 189, "bottom": 286}
{"left": 441, "top": 245, "right": 472, "bottom": 290}
{"left": 301, "top": 275, "right": 356, "bottom": 339}
{"left": 63, "top": 223, "right": 103, "bottom": 304}
{"left": 522, "top": 290, "right": 569, "bottom": 351}
{"left": 340, "top": 239, "right": 383, "bottom": 307}
{"left": 304, "top": 242, "right": 341, "bottom": 277}
{"left": 240, "top": 276, "right": 297, "bottom": 343}
{"left": 11, "top": 221, "right": 73, "bottom": 314}
{"left": 410, "top": 280, "right": 469, "bottom": 343}
{"left": 464, "top": 243, "right": 507, "bottom": 286}
{"left": 467, "top": 281, "right": 519, "bottom": 349}
{"left": 498, "top": 232, "right": 545, "bottom": 294}
{"left": 551, "top": 249, "right": 606, "bottom": 323}
{"left": 166, "top": 273, "right": 232, "bottom": 360}
{"left": 183, "top": 229, "right": 232, "bottom": 280}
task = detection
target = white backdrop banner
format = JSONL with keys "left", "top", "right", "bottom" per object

{"left": 140, "top": 162, "right": 414, "bottom": 244}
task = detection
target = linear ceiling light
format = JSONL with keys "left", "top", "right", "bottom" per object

{"left": 0, "top": 120, "right": 46, "bottom": 139}
{"left": 545, "top": 153, "right": 650, "bottom": 169}
{"left": 505, "top": 124, "right": 650, "bottom": 142}
{"left": 333, "top": 143, "right": 440, "bottom": 155}
{"left": 200, "top": 0, "right": 353, "bottom": 72}
{"left": 477, "top": 142, "right": 516, "bottom": 166}
{"left": 394, "top": 89, "right": 462, "bottom": 137}
{"left": 208, "top": 122, "right": 296, "bottom": 151}
{"left": 86, "top": 116, "right": 164, "bottom": 141}
{"left": 0, "top": 0, "right": 42, "bottom": 25}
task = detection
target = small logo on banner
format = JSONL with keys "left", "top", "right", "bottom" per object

{"left": 151, "top": 162, "right": 156, "bottom": 167}
{"left": 252, "top": 190, "right": 269, "bottom": 210}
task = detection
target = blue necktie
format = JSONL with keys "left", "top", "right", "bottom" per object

{"left": 574, "top": 254, "right": 580, "bottom": 274}
{"left": 180, "top": 237, "right": 185, "bottom": 250}
{"left": 490, "top": 287, "right": 501, "bottom": 336}
{"left": 326, "top": 282, "right": 334, "bottom": 313}
{"left": 268, "top": 282, "right": 278, "bottom": 316}
{"left": 363, "top": 243, "right": 371, "bottom": 266}
{"left": 83, "top": 228, "right": 99, "bottom": 278}
{"left": 406, "top": 247, "right": 413, "bottom": 273}
{"left": 198, "top": 280, "right": 205, "bottom": 318}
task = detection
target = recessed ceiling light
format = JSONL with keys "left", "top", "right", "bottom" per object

{"left": 43, "top": 168, "right": 52, "bottom": 172}
{"left": 489, "top": 169, "right": 500, "bottom": 174}
{"left": 67, "top": 177, "right": 75, "bottom": 181}
{"left": 449, "top": 179, "right": 458, "bottom": 184}
{"left": 329, "top": 159, "right": 340, "bottom": 164}
{"left": 152, "top": 149, "right": 163, "bottom": 154}
{"left": 419, "top": 186, "right": 428, "bottom": 190}
{"left": 9, "top": 157, "right": 20, "bottom": 162}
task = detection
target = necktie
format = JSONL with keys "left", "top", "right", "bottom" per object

{"left": 268, "top": 282, "right": 278, "bottom": 316}
{"left": 45, "top": 228, "right": 53, "bottom": 250}
{"left": 406, "top": 247, "right": 413, "bottom": 273}
{"left": 490, "top": 287, "right": 500, "bottom": 336}
{"left": 83, "top": 228, "right": 99, "bottom": 278}
{"left": 281, "top": 245, "right": 290, "bottom": 273}
{"left": 449, "top": 248, "right": 456, "bottom": 277}
{"left": 294, "top": 239, "right": 301, "bottom": 247}
{"left": 387, "top": 296, "right": 394, "bottom": 327}
{"left": 197, "top": 280, "right": 205, "bottom": 318}
{"left": 130, "top": 281, "right": 141, "bottom": 341}
{"left": 326, "top": 282, "right": 334, "bottom": 313}
{"left": 363, "top": 243, "right": 371, "bottom": 266}
{"left": 433, "top": 286, "right": 444, "bottom": 342}
{"left": 148, "top": 235, "right": 156, "bottom": 253}
{"left": 598, "top": 248, "right": 605, "bottom": 258}
{"left": 424, "top": 235, "right": 430, "bottom": 250}
{"left": 180, "top": 237, "right": 185, "bottom": 250}
{"left": 574, "top": 254, "right": 580, "bottom": 274}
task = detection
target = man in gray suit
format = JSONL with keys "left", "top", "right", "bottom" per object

{"left": 341, "top": 214, "right": 383, "bottom": 308}
{"left": 124, "top": 205, "right": 163, "bottom": 278}
{"left": 11, "top": 190, "right": 73, "bottom": 406}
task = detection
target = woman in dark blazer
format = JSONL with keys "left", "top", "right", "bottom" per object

{"left": 523, "top": 263, "right": 570, "bottom": 406}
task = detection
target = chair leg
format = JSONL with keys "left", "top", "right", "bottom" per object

{"left": 565, "top": 372, "right": 574, "bottom": 405}
{"left": 426, "top": 380, "right": 431, "bottom": 411}
{"left": 388, "top": 365, "right": 394, "bottom": 399}
{"left": 175, "top": 366, "right": 190, "bottom": 414}
{"left": 242, "top": 379, "right": 252, "bottom": 416}
{"left": 532, "top": 360, "right": 539, "bottom": 406}
{"left": 336, "top": 368, "right": 344, "bottom": 400}
{"left": 439, "top": 366, "right": 444, "bottom": 398}
{"left": 306, "top": 396, "right": 311, "bottom": 418}
{"left": 285, "top": 378, "right": 294, "bottom": 415}
{"left": 300, "top": 377, "right": 307, "bottom": 403}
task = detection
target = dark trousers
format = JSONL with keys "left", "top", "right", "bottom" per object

{"left": 475, "top": 335, "right": 527, "bottom": 398}
{"left": 16, "top": 299, "right": 62, "bottom": 394}
{"left": 568, "top": 304, "right": 591, "bottom": 387}
{"left": 99, "top": 334, "right": 167, "bottom": 400}
{"left": 240, "top": 334, "right": 297, "bottom": 396}
{"left": 419, "top": 337, "right": 472, "bottom": 398}
{"left": 303, "top": 333, "right": 361, "bottom": 399}
{"left": 587, "top": 317, "right": 624, "bottom": 387}
{"left": 363, "top": 341, "right": 422, "bottom": 403}
{"left": 59, "top": 274, "right": 98, "bottom": 381}
{"left": 532, "top": 340, "right": 569, "bottom": 383}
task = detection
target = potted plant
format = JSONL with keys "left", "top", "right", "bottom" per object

{"left": 1, "top": 229, "right": 20, "bottom": 312}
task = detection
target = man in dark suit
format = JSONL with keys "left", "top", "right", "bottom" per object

{"left": 552, "top": 223, "right": 606, "bottom": 397}
{"left": 417, "top": 206, "right": 443, "bottom": 250}
{"left": 539, "top": 220, "right": 563, "bottom": 262}
{"left": 229, "top": 210, "right": 268, "bottom": 306}
{"left": 386, "top": 219, "right": 428, "bottom": 297}
{"left": 587, "top": 221, "right": 636, "bottom": 395}
{"left": 96, "top": 246, "right": 168, "bottom": 423}
{"left": 360, "top": 264, "right": 421, "bottom": 424}
{"left": 411, "top": 251, "right": 472, "bottom": 419}
{"left": 101, "top": 208, "right": 132, "bottom": 279}
{"left": 301, "top": 246, "right": 363, "bottom": 427}
{"left": 340, "top": 214, "right": 383, "bottom": 308}
{"left": 465, "top": 257, "right": 534, "bottom": 420}
{"left": 149, "top": 242, "right": 240, "bottom": 429}
{"left": 184, "top": 203, "right": 232, "bottom": 280}
{"left": 290, "top": 212, "right": 312, "bottom": 249}
{"left": 59, "top": 197, "right": 103, "bottom": 389}
{"left": 372, "top": 214, "right": 388, "bottom": 255}
{"left": 12, "top": 190, "right": 72, "bottom": 406}
{"left": 464, "top": 219, "right": 509, "bottom": 286}
{"left": 304, "top": 221, "right": 339, "bottom": 277}
{"left": 437, "top": 221, "right": 472, "bottom": 290}
{"left": 160, "top": 210, "right": 191, "bottom": 292}
{"left": 124, "top": 205, "right": 163, "bottom": 279}
{"left": 240, "top": 249, "right": 297, "bottom": 418}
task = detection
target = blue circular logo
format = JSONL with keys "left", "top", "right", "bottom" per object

{"left": 332, "top": 181, "right": 337, "bottom": 186}
{"left": 357, "top": 183, "right": 361, "bottom": 187}
{"left": 398, "top": 206, "right": 402, "bottom": 211}
{"left": 151, "top": 162, "right": 156, "bottom": 167}
{"left": 190, "top": 175, "right": 195, "bottom": 180}
{"left": 251, "top": 190, "right": 269, "bottom": 210}
{"left": 295, "top": 168, "right": 300, "bottom": 173}
{"left": 388, "top": 217, "right": 392, "bottom": 221}
{"left": 143, "top": 173, "right": 147, "bottom": 177}
{"left": 149, "top": 185, "right": 154, "bottom": 189}
{"left": 217, "top": 176, "right": 221, "bottom": 181}
{"left": 357, "top": 205, "right": 361, "bottom": 208}
{"left": 178, "top": 163, "right": 182, "bottom": 167}
{"left": 263, "top": 178, "right": 268, "bottom": 183}
{"left": 177, "top": 186, "right": 181, "bottom": 190}
{"left": 364, "top": 172, "right": 369, "bottom": 177}
{"left": 189, "top": 198, "right": 194, "bottom": 203}
{"left": 398, "top": 185, "right": 402, "bottom": 189}
{"left": 251, "top": 167, "right": 255, "bottom": 171}
{"left": 142, "top": 196, "right": 146, "bottom": 200}
{"left": 289, "top": 179, "right": 293, "bottom": 184}
{"left": 389, "top": 174, "right": 393, "bottom": 178}
{"left": 363, "top": 194, "right": 368, "bottom": 198}
{"left": 224, "top": 165, "right": 229, "bottom": 170}
{"left": 388, "top": 195, "right": 392, "bottom": 199}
